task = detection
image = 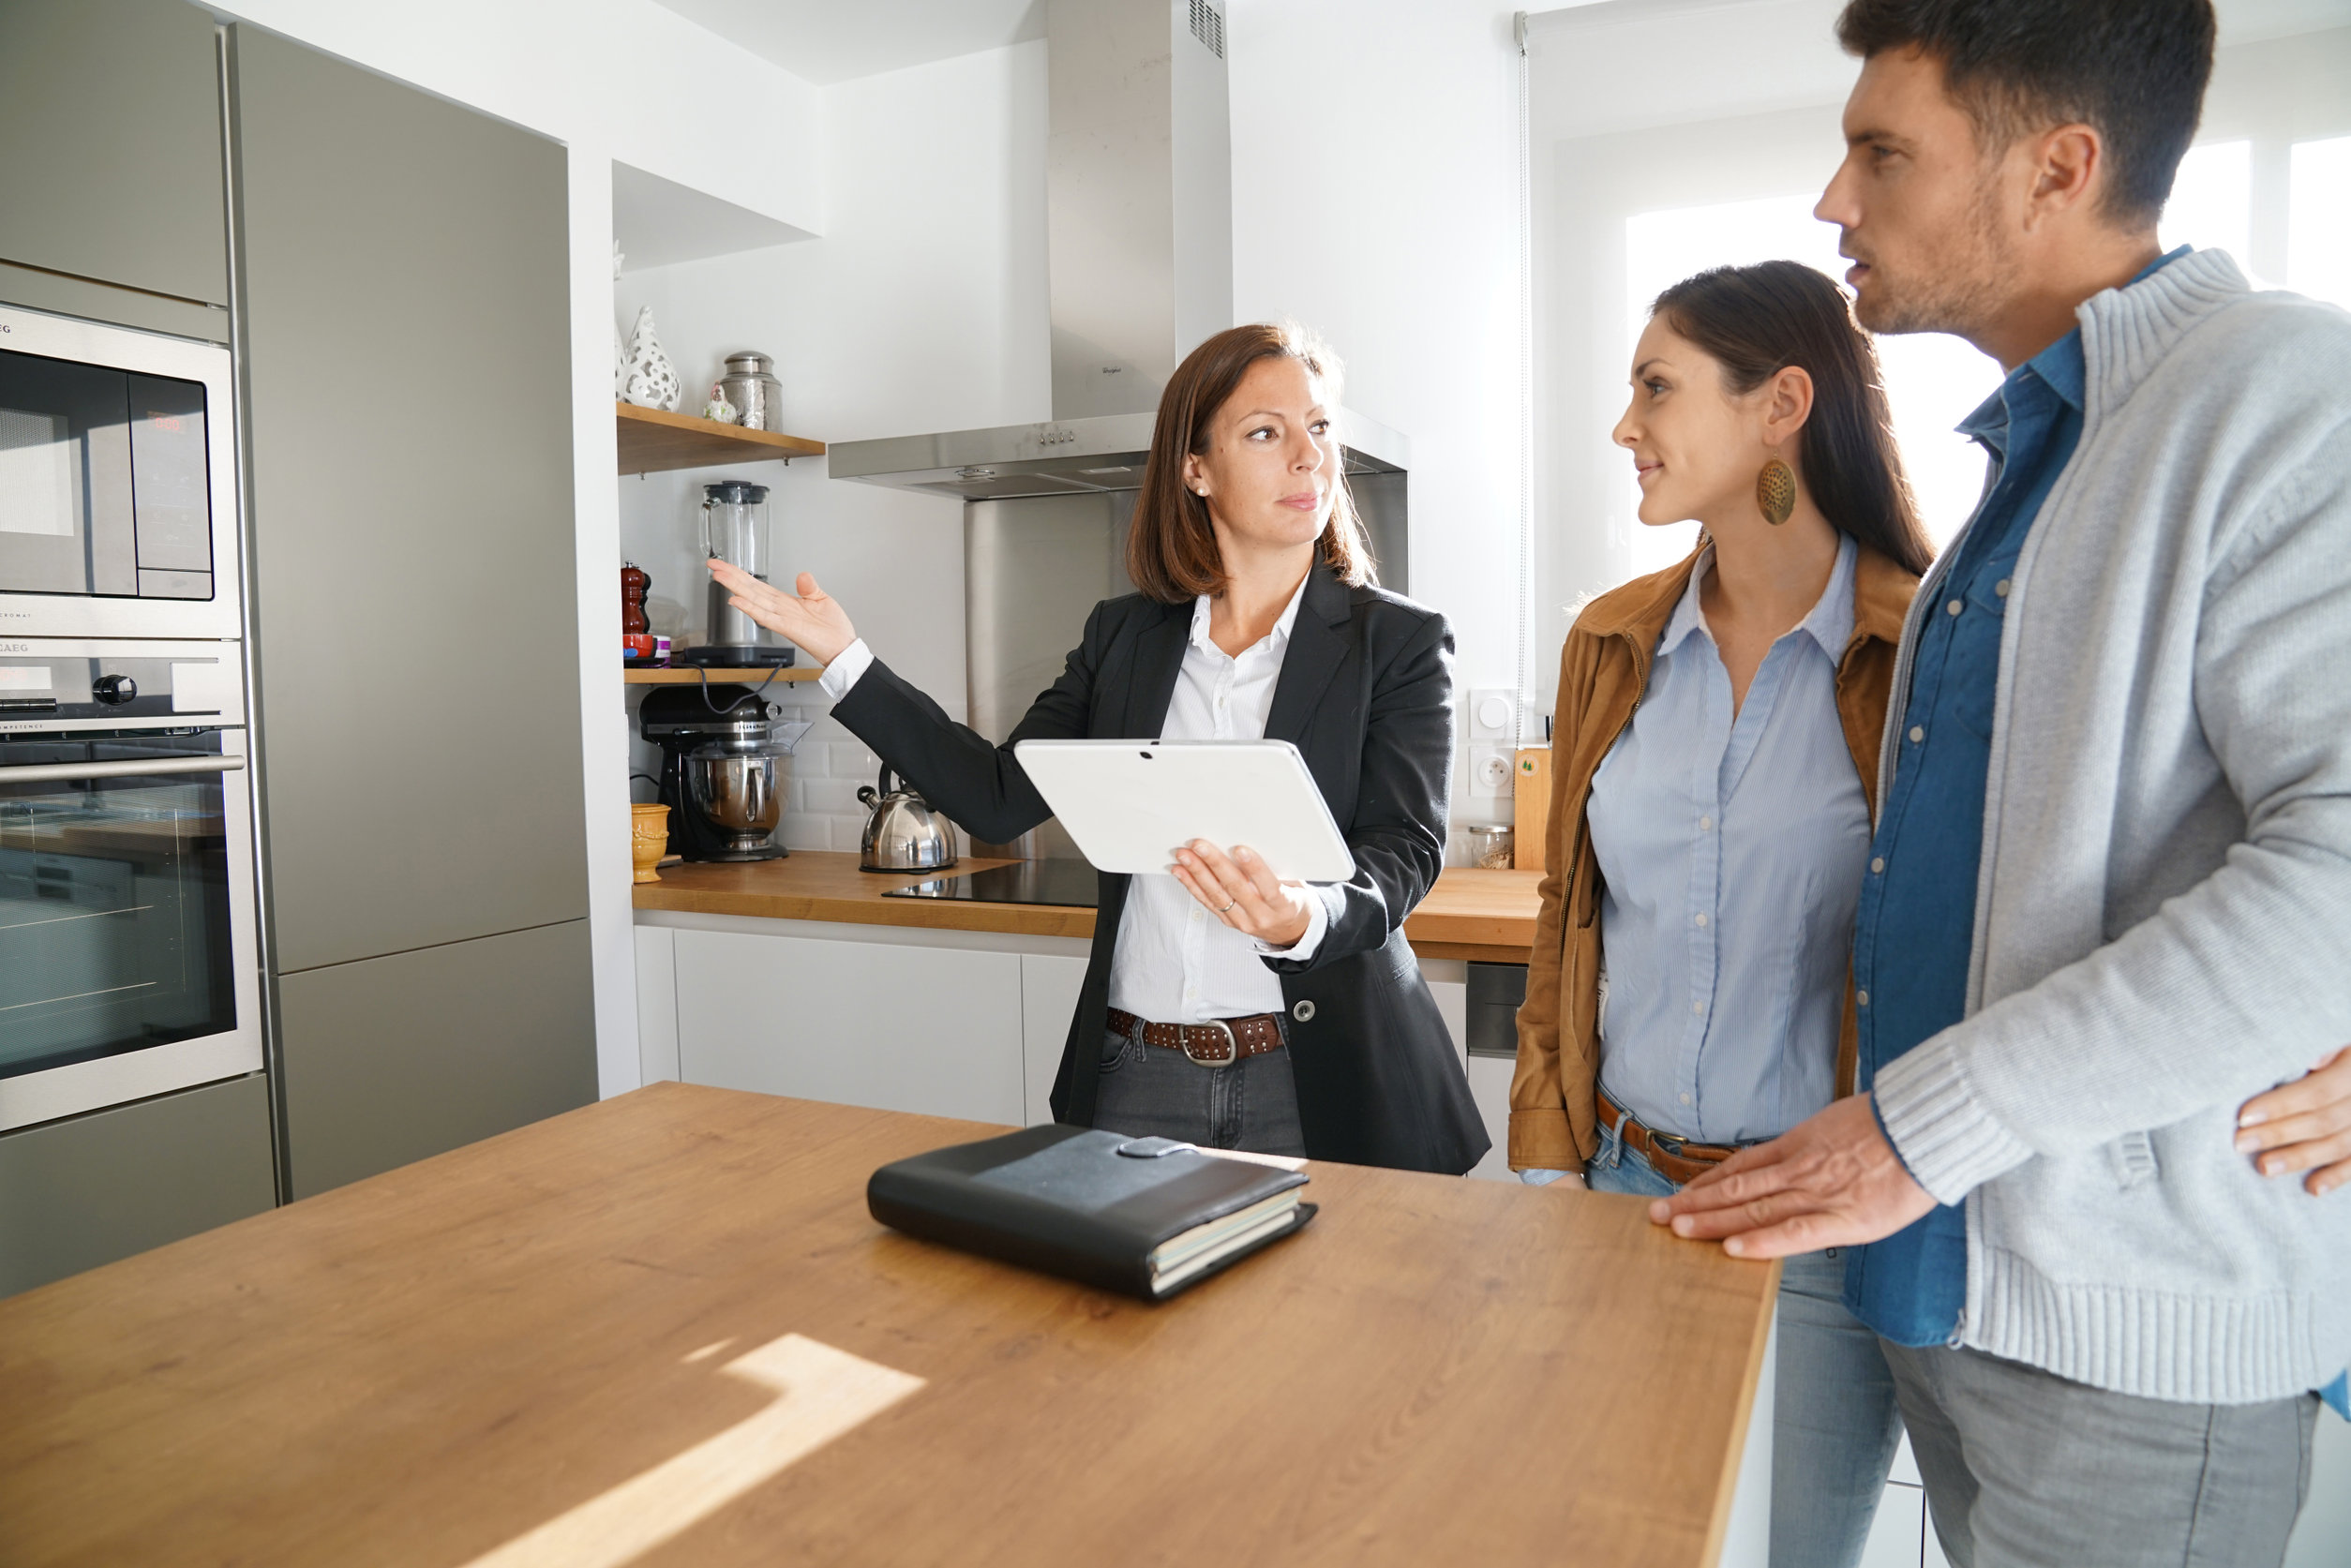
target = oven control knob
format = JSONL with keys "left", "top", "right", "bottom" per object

{"left": 93, "top": 674, "right": 138, "bottom": 706}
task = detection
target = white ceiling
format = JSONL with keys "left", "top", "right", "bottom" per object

{"left": 651, "top": 0, "right": 1043, "bottom": 85}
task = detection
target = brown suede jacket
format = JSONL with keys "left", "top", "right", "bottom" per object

{"left": 1507, "top": 541, "right": 1920, "bottom": 1172}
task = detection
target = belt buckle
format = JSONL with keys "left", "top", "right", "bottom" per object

{"left": 1182, "top": 1019, "right": 1238, "bottom": 1068}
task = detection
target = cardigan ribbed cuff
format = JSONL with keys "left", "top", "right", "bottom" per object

{"left": 1871, "top": 1040, "right": 2036, "bottom": 1205}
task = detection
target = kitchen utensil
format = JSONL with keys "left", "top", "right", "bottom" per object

{"left": 637, "top": 685, "right": 810, "bottom": 861}
{"left": 677, "top": 480, "right": 794, "bottom": 668}
{"left": 858, "top": 765, "right": 958, "bottom": 872}
{"left": 718, "top": 351, "right": 784, "bottom": 432}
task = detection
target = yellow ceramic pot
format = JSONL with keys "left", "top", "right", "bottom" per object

{"left": 630, "top": 802, "right": 670, "bottom": 883}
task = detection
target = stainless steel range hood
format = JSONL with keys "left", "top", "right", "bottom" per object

{"left": 825, "top": 0, "right": 1414, "bottom": 865}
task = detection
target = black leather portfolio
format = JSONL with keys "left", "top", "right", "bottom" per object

{"left": 867, "top": 1125, "right": 1315, "bottom": 1301}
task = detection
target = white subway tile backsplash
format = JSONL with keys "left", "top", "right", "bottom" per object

{"left": 777, "top": 815, "right": 831, "bottom": 852}
{"left": 802, "top": 777, "right": 867, "bottom": 815}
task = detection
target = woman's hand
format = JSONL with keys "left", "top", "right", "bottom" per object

{"left": 1171, "top": 841, "right": 1314, "bottom": 949}
{"left": 707, "top": 561, "right": 858, "bottom": 667}
{"left": 2237, "top": 1044, "right": 2351, "bottom": 1197}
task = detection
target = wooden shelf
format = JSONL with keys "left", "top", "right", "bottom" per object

{"left": 616, "top": 401, "right": 825, "bottom": 475}
{"left": 622, "top": 665, "right": 821, "bottom": 684}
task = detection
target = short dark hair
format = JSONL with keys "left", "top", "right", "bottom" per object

{"left": 1652, "top": 261, "right": 1936, "bottom": 578}
{"left": 1835, "top": 0, "right": 2215, "bottom": 226}
{"left": 1126, "top": 321, "right": 1374, "bottom": 603}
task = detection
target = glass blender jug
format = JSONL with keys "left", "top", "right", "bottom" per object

{"left": 680, "top": 479, "right": 793, "bottom": 667}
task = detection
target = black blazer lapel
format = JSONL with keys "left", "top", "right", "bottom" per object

{"left": 1263, "top": 566, "right": 1353, "bottom": 754}
{"left": 1123, "top": 600, "right": 1191, "bottom": 739}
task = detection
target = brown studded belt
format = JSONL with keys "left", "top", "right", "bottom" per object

{"left": 1106, "top": 1007, "right": 1285, "bottom": 1068}
{"left": 1595, "top": 1084, "right": 1746, "bottom": 1187}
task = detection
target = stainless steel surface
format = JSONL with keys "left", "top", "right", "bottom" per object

{"left": 0, "top": 726, "right": 265, "bottom": 1134}
{"left": 0, "top": 1072, "right": 275, "bottom": 1299}
{"left": 858, "top": 769, "right": 959, "bottom": 872}
{"left": 0, "top": 636, "right": 246, "bottom": 734}
{"left": 0, "top": 305, "right": 244, "bottom": 640}
{"left": 827, "top": 406, "right": 1408, "bottom": 503}
{"left": 1044, "top": 0, "right": 1230, "bottom": 418}
{"left": 717, "top": 350, "right": 783, "bottom": 434}
{"left": 686, "top": 748, "right": 785, "bottom": 856}
{"left": 0, "top": 754, "right": 246, "bottom": 784}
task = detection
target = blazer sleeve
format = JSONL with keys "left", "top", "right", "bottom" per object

{"left": 1508, "top": 633, "right": 1589, "bottom": 1172}
{"left": 1264, "top": 609, "right": 1453, "bottom": 975}
{"left": 828, "top": 601, "right": 1107, "bottom": 846}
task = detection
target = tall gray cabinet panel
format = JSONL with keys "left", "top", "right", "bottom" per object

{"left": 0, "top": 0, "right": 229, "bottom": 306}
{"left": 0, "top": 1076, "right": 276, "bottom": 1299}
{"left": 228, "top": 26, "right": 592, "bottom": 1195}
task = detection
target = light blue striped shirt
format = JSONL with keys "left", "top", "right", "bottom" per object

{"left": 1589, "top": 532, "right": 1869, "bottom": 1145}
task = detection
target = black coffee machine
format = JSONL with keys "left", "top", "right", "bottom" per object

{"left": 639, "top": 684, "right": 804, "bottom": 861}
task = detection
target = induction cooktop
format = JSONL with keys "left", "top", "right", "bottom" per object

{"left": 879, "top": 859, "right": 1100, "bottom": 909}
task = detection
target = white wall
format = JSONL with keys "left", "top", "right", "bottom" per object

{"left": 1226, "top": 1, "right": 1532, "bottom": 845}
{"left": 617, "top": 40, "right": 1051, "bottom": 853}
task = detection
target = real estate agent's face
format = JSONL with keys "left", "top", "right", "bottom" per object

{"left": 1183, "top": 355, "right": 1336, "bottom": 560}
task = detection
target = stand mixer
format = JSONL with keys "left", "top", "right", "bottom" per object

{"left": 638, "top": 684, "right": 811, "bottom": 860}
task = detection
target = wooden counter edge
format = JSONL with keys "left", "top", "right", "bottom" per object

{"left": 631, "top": 883, "right": 1097, "bottom": 940}
{"left": 1700, "top": 1256, "right": 1785, "bottom": 1568}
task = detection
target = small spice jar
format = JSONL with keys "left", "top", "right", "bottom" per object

{"left": 1462, "top": 823, "right": 1516, "bottom": 870}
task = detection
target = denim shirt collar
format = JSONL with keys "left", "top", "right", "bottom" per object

{"left": 1958, "top": 245, "right": 2194, "bottom": 450}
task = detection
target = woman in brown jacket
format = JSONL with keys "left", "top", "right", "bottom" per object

{"left": 1510, "top": 261, "right": 1930, "bottom": 1568}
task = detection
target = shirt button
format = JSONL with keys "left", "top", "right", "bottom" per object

{"left": 1870, "top": 857, "right": 1885, "bottom": 874}
{"left": 1947, "top": 599, "right": 1963, "bottom": 616}
{"left": 1692, "top": 1000, "right": 1705, "bottom": 1015}
{"left": 1695, "top": 913, "right": 1709, "bottom": 928}
{"left": 1699, "top": 815, "right": 1714, "bottom": 831}
{"left": 1679, "top": 1094, "right": 1692, "bottom": 1107}
{"left": 1995, "top": 579, "right": 2012, "bottom": 597}
{"left": 1857, "top": 990, "right": 1870, "bottom": 1007}
{"left": 1909, "top": 725, "right": 1924, "bottom": 743}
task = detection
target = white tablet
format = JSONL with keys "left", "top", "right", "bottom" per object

{"left": 1011, "top": 739, "right": 1356, "bottom": 884}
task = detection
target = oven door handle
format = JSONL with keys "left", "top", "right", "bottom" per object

{"left": 0, "top": 755, "right": 247, "bottom": 784}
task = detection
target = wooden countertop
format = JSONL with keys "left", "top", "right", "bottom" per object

{"left": 635, "top": 851, "right": 1543, "bottom": 963}
{"left": 0, "top": 1085, "right": 1776, "bottom": 1566}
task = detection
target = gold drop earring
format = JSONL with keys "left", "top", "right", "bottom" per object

{"left": 1756, "top": 455, "right": 1796, "bottom": 526}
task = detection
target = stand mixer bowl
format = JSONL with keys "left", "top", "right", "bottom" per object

{"left": 686, "top": 743, "right": 786, "bottom": 857}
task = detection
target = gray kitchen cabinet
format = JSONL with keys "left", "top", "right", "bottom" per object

{"left": 0, "top": 0, "right": 230, "bottom": 309}
{"left": 275, "top": 920, "right": 594, "bottom": 1198}
{"left": 0, "top": 1074, "right": 275, "bottom": 1298}
{"left": 227, "top": 25, "right": 591, "bottom": 1192}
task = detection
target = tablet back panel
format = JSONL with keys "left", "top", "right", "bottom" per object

{"left": 1011, "top": 740, "right": 1355, "bottom": 883}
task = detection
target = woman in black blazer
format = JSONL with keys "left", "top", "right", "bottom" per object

{"left": 709, "top": 322, "right": 1488, "bottom": 1174}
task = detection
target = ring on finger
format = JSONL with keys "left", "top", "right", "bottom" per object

{"left": 1218, "top": 898, "right": 1236, "bottom": 914}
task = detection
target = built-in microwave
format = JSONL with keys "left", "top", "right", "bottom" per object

{"left": 0, "top": 305, "right": 241, "bottom": 641}
{"left": 0, "top": 640, "right": 262, "bottom": 1133}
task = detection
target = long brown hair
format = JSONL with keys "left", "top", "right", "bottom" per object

{"left": 1126, "top": 321, "right": 1376, "bottom": 603}
{"left": 1652, "top": 261, "right": 1935, "bottom": 576}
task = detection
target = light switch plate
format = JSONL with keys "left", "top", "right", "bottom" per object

{"left": 1467, "top": 688, "right": 1516, "bottom": 740}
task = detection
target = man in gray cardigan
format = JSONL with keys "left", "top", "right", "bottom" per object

{"left": 1658, "top": 2, "right": 2351, "bottom": 1562}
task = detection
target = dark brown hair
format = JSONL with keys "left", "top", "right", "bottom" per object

{"left": 1652, "top": 261, "right": 1935, "bottom": 576}
{"left": 1835, "top": 0, "right": 2214, "bottom": 228}
{"left": 1126, "top": 321, "right": 1375, "bottom": 603}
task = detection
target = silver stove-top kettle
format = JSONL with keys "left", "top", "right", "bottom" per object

{"left": 858, "top": 765, "right": 958, "bottom": 872}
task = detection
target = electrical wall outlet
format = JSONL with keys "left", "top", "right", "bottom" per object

{"left": 1470, "top": 745, "right": 1514, "bottom": 796}
{"left": 1466, "top": 688, "right": 1517, "bottom": 740}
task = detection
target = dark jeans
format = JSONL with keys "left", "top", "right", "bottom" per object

{"left": 1089, "top": 1025, "right": 1307, "bottom": 1156}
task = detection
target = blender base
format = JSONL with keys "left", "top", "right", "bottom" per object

{"left": 674, "top": 644, "right": 796, "bottom": 668}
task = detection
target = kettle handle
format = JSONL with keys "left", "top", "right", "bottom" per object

{"left": 876, "top": 762, "right": 898, "bottom": 798}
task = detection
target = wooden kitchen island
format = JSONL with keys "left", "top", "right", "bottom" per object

{"left": 0, "top": 1085, "right": 1776, "bottom": 1568}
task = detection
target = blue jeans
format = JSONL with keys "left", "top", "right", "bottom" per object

{"left": 1089, "top": 1026, "right": 1308, "bottom": 1156}
{"left": 1588, "top": 1134, "right": 1905, "bottom": 1568}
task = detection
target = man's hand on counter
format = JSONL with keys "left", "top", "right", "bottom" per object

{"left": 1171, "top": 841, "right": 1314, "bottom": 949}
{"left": 1649, "top": 1094, "right": 1936, "bottom": 1259}
{"left": 709, "top": 560, "right": 857, "bottom": 667}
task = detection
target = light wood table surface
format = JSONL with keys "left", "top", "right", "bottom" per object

{"left": 0, "top": 1084, "right": 1775, "bottom": 1568}
{"left": 635, "top": 852, "right": 1542, "bottom": 961}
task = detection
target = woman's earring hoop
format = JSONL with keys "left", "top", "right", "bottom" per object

{"left": 1756, "top": 456, "right": 1796, "bottom": 526}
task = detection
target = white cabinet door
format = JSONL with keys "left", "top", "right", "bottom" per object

{"left": 1018, "top": 954, "right": 1089, "bottom": 1126}
{"left": 672, "top": 928, "right": 1026, "bottom": 1125}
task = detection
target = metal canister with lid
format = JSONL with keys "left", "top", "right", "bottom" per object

{"left": 717, "top": 351, "right": 785, "bottom": 432}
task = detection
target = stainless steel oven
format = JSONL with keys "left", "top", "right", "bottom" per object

{"left": 0, "top": 305, "right": 241, "bottom": 641}
{"left": 0, "top": 640, "right": 261, "bottom": 1132}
